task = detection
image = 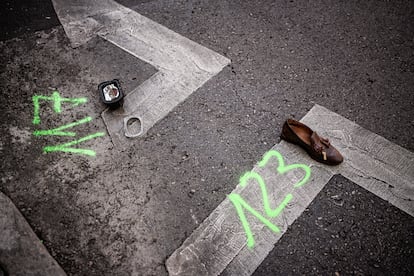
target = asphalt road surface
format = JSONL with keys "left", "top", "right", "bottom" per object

{"left": 0, "top": 0, "right": 413, "bottom": 275}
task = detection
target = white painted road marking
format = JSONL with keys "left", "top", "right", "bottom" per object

{"left": 166, "top": 104, "right": 414, "bottom": 276}
{"left": 0, "top": 192, "right": 66, "bottom": 275}
{"left": 52, "top": 0, "right": 230, "bottom": 147}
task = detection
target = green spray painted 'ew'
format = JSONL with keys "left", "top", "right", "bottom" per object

{"left": 228, "top": 150, "right": 311, "bottom": 248}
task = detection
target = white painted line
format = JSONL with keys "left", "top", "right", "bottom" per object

{"left": 166, "top": 104, "right": 414, "bottom": 276}
{"left": 302, "top": 105, "right": 414, "bottom": 216}
{"left": 0, "top": 192, "right": 67, "bottom": 275}
{"left": 52, "top": 0, "right": 230, "bottom": 147}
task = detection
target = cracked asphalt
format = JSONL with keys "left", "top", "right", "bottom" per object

{"left": 1, "top": 0, "right": 413, "bottom": 275}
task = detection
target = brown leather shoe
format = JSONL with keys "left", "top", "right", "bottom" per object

{"left": 280, "top": 119, "right": 344, "bottom": 165}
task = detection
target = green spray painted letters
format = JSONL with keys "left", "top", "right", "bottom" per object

{"left": 32, "top": 91, "right": 87, "bottom": 125}
{"left": 33, "top": 117, "right": 93, "bottom": 137}
{"left": 32, "top": 91, "right": 104, "bottom": 157}
{"left": 228, "top": 150, "right": 311, "bottom": 248}
{"left": 43, "top": 132, "right": 105, "bottom": 157}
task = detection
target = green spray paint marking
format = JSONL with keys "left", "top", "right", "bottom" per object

{"left": 229, "top": 150, "right": 311, "bottom": 248}
{"left": 258, "top": 150, "right": 311, "bottom": 187}
{"left": 228, "top": 194, "right": 280, "bottom": 248}
{"left": 33, "top": 116, "right": 92, "bottom": 137}
{"left": 43, "top": 132, "right": 105, "bottom": 157}
{"left": 32, "top": 91, "right": 105, "bottom": 157}
{"left": 32, "top": 91, "right": 87, "bottom": 125}
{"left": 228, "top": 171, "right": 292, "bottom": 248}
{"left": 239, "top": 171, "right": 293, "bottom": 218}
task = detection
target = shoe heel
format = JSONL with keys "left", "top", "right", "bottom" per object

{"left": 280, "top": 132, "right": 288, "bottom": 141}
{"left": 280, "top": 121, "right": 294, "bottom": 143}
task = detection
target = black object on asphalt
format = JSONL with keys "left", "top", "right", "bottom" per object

{"left": 0, "top": 263, "right": 8, "bottom": 276}
{"left": 98, "top": 79, "right": 124, "bottom": 109}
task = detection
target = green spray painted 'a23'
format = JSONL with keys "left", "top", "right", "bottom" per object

{"left": 228, "top": 150, "right": 311, "bottom": 248}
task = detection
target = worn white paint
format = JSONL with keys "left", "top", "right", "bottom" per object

{"left": 52, "top": 0, "right": 230, "bottom": 147}
{"left": 166, "top": 104, "right": 414, "bottom": 276}
{"left": 0, "top": 192, "right": 67, "bottom": 275}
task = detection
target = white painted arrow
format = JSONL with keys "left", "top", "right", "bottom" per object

{"left": 52, "top": 0, "right": 230, "bottom": 147}
{"left": 166, "top": 105, "right": 414, "bottom": 276}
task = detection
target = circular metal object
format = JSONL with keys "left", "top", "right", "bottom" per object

{"left": 124, "top": 116, "right": 143, "bottom": 138}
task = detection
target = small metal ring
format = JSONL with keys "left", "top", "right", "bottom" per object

{"left": 124, "top": 116, "right": 143, "bottom": 138}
